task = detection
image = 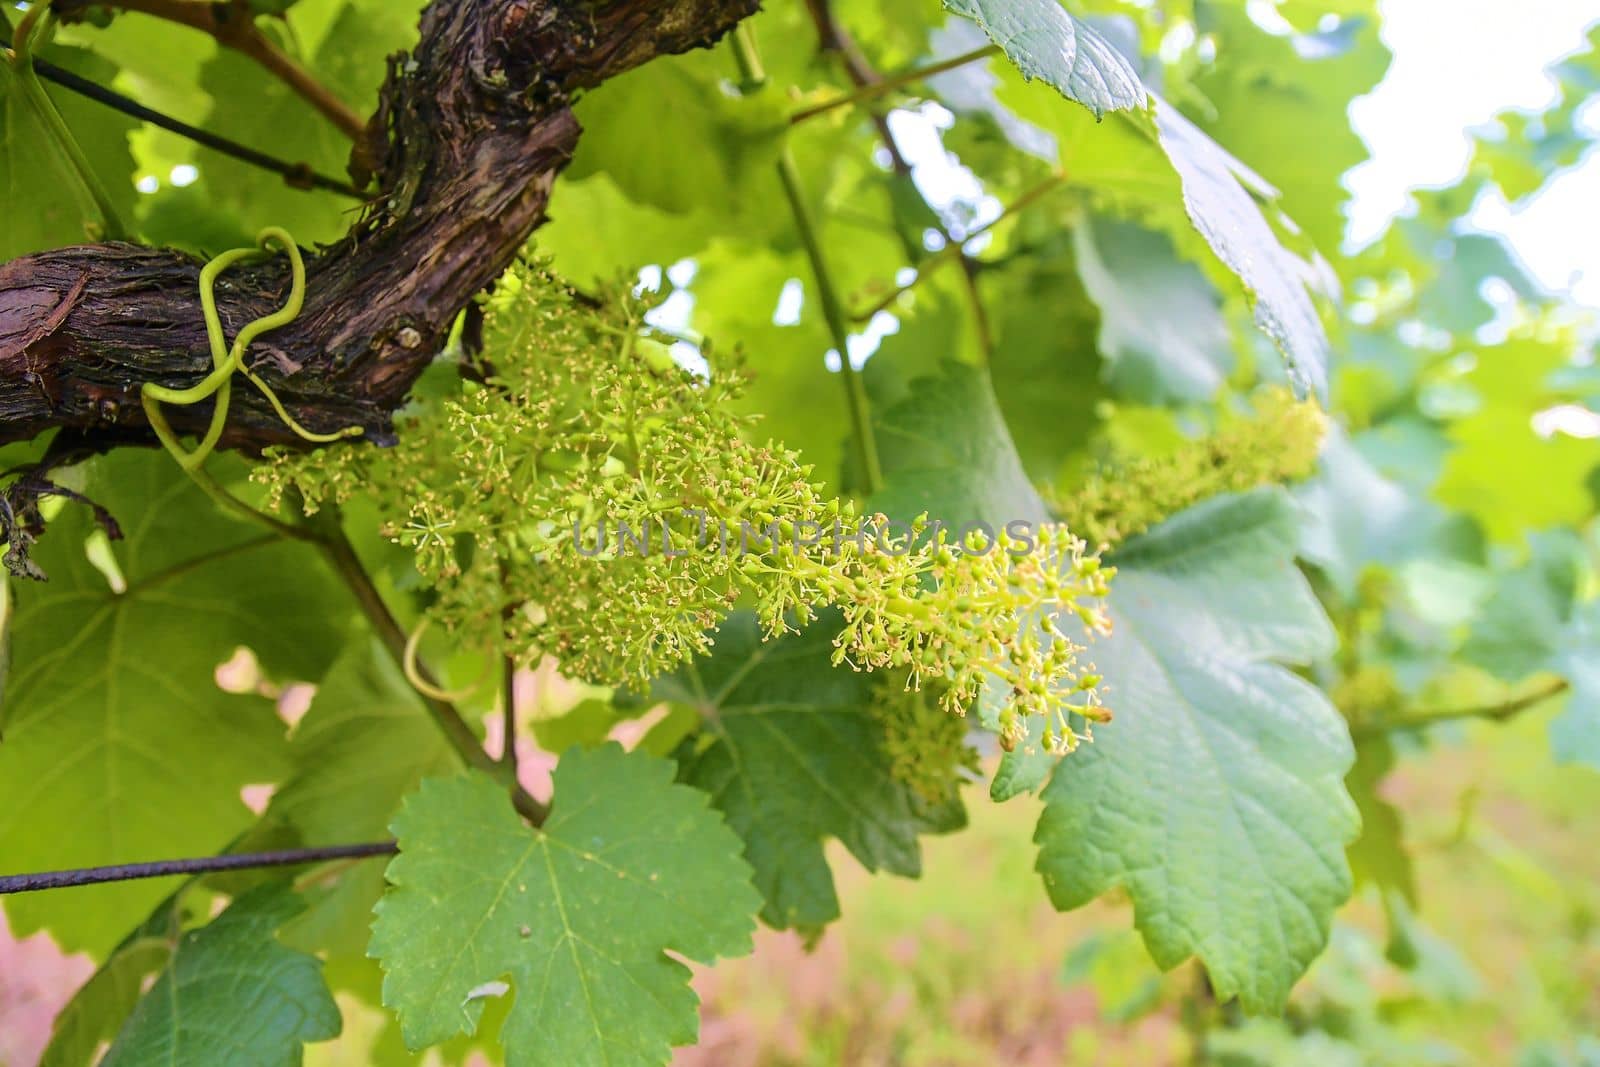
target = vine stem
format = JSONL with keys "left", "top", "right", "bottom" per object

{"left": 61, "top": 0, "right": 366, "bottom": 141}
{"left": 731, "top": 24, "right": 884, "bottom": 495}
{"left": 9, "top": 5, "right": 129, "bottom": 240}
{"left": 800, "top": 0, "right": 997, "bottom": 365}
{"left": 502, "top": 653, "right": 519, "bottom": 775}
{"left": 787, "top": 44, "right": 999, "bottom": 124}
{"left": 0, "top": 842, "right": 397, "bottom": 895}
{"left": 315, "top": 519, "right": 550, "bottom": 826}
{"left": 1351, "top": 679, "right": 1571, "bottom": 740}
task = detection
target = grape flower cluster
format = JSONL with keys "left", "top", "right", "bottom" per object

{"left": 1055, "top": 387, "right": 1327, "bottom": 548}
{"left": 258, "top": 261, "right": 1114, "bottom": 752}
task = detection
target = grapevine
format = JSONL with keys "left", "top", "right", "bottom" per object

{"left": 0, "top": 0, "right": 1593, "bottom": 1062}
{"left": 261, "top": 259, "right": 1114, "bottom": 745}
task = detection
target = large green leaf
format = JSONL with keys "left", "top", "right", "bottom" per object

{"left": 1153, "top": 101, "right": 1331, "bottom": 400}
{"left": 102, "top": 885, "right": 340, "bottom": 1066}
{"left": 870, "top": 360, "right": 1048, "bottom": 528}
{"left": 566, "top": 48, "right": 786, "bottom": 227}
{"left": 369, "top": 746, "right": 761, "bottom": 1066}
{"left": 194, "top": 0, "right": 420, "bottom": 242}
{"left": 660, "top": 615, "right": 965, "bottom": 933}
{"left": 41, "top": 936, "right": 171, "bottom": 1067}
{"left": 943, "top": 0, "right": 1147, "bottom": 118}
{"left": 1463, "top": 534, "right": 1600, "bottom": 768}
{"left": 1073, "top": 213, "right": 1232, "bottom": 405}
{"left": 1189, "top": 4, "right": 1391, "bottom": 255}
{"left": 971, "top": 60, "right": 1332, "bottom": 399}
{"left": 0, "top": 452, "right": 349, "bottom": 953}
{"left": 1298, "top": 429, "right": 1481, "bottom": 600}
{"left": 1035, "top": 489, "right": 1357, "bottom": 1012}
{"left": 262, "top": 637, "right": 457, "bottom": 955}
{"left": 0, "top": 41, "right": 138, "bottom": 260}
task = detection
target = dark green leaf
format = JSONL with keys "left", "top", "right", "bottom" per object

{"left": 660, "top": 615, "right": 965, "bottom": 933}
{"left": 1035, "top": 489, "right": 1357, "bottom": 1012}
{"left": 0, "top": 452, "right": 349, "bottom": 953}
{"left": 102, "top": 885, "right": 340, "bottom": 1066}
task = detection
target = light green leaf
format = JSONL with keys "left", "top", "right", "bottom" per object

{"left": 566, "top": 49, "right": 786, "bottom": 224}
{"left": 1153, "top": 101, "right": 1331, "bottom": 400}
{"left": 1298, "top": 428, "right": 1481, "bottom": 600}
{"left": 943, "top": 0, "right": 1147, "bottom": 118}
{"left": 369, "top": 746, "right": 761, "bottom": 1066}
{"left": 263, "top": 637, "right": 457, "bottom": 956}
{"left": 1035, "top": 489, "right": 1357, "bottom": 1012}
{"left": 0, "top": 451, "right": 350, "bottom": 953}
{"left": 1345, "top": 737, "right": 1415, "bottom": 905}
{"left": 660, "top": 616, "right": 965, "bottom": 933}
{"left": 102, "top": 885, "right": 341, "bottom": 1066}
{"left": 870, "top": 360, "right": 1048, "bottom": 528}
{"left": 1073, "top": 213, "right": 1233, "bottom": 405}
{"left": 0, "top": 42, "right": 138, "bottom": 260}
{"left": 1463, "top": 534, "right": 1600, "bottom": 768}
{"left": 195, "top": 1, "right": 420, "bottom": 242}
{"left": 690, "top": 242, "right": 848, "bottom": 487}
{"left": 1187, "top": 4, "right": 1391, "bottom": 255}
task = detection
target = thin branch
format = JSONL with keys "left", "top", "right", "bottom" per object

{"left": 799, "top": 0, "right": 1001, "bottom": 363}
{"left": 22, "top": 54, "right": 366, "bottom": 198}
{"left": 0, "top": 842, "right": 396, "bottom": 895}
{"left": 60, "top": 0, "right": 366, "bottom": 141}
{"left": 852, "top": 171, "right": 1067, "bottom": 322}
{"left": 775, "top": 147, "right": 884, "bottom": 494}
{"left": 732, "top": 24, "right": 883, "bottom": 495}
{"left": 315, "top": 517, "right": 550, "bottom": 825}
{"left": 1351, "top": 679, "right": 1571, "bottom": 740}
{"left": 502, "top": 653, "right": 519, "bottom": 774}
{"left": 788, "top": 44, "right": 998, "bottom": 125}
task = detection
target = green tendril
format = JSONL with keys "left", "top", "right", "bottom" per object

{"left": 141, "top": 227, "right": 363, "bottom": 476}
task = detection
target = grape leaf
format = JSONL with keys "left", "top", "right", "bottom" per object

{"left": 566, "top": 49, "right": 786, "bottom": 225}
{"left": 41, "top": 937, "right": 170, "bottom": 1067}
{"left": 1463, "top": 534, "right": 1600, "bottom": 768}
{"left": 870, "top": 360, "right": 1048, "bottom": 528}
{"left": 102, "top": 885, "right": 340, "bottom": 1066}
{"left": 659, "top": 615, "right": 965, "bottom": 933}
{"left": 1345, "top": 737, "right": 1415, "bottom": 906}
{"left": 1298, "top": 428, "right": 1481, "bottom": 600}
{"left": 1153, "top": 100, "right": 1331, "bottom": 400}
{"left": 967, "top": 61, "right": 1331, "bottom": 401}
{"left": 1188, "top": 3, "right": 1391, "bottom": 255}
{"left": 0, "top": 452, "right": 350, "bottom": 953}
{"left": 1035, "top": 489, "right": 1358, "bottom": 1012}
{"left": 943, "top": 0, "right": 1147, "bottom": 118}
{"left": 1073, "top": 213, "right": 1233, "bottom": 405}
{"left": 369, "top": 746, "right": 761, "bottom": 1066}
{"left": 262, "top": 637, "right": 458, "bottom": 956}
{"left": 0, "top": 41, "right": 138, "bottom": 261}
{"left": 195, "top": 1, "right": 419, "bottom": 242}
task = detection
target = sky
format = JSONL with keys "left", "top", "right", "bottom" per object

{"left": 1346, "top": 0, "right": 1600, "bottom": 307}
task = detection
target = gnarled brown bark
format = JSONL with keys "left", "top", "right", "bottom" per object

{"left": 0, "top": 0, "right": 758, "bottom": 450}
